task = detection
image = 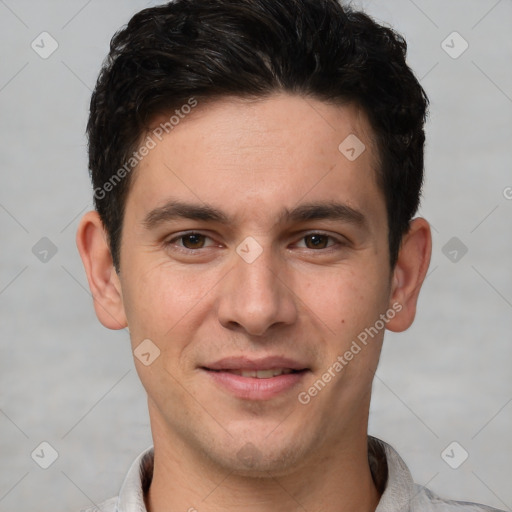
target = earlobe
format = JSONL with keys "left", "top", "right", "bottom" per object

{"left": 386, "top": 217, "right": 432, "bottom": 333}
{"left": 76, "top": 210, "right": 128, "bottom": 330}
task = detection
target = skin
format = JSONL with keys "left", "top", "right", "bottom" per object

{"left": 77, "top": 93, "right": 431, "bottom": 512}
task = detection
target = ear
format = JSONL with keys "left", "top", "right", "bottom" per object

{"left": 386, "top": 217, "right": 432, "bottom": 332}
{"left": 76, "top": 210, "right": 127, "bottom": 330}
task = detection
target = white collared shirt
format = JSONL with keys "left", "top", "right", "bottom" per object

{"left": 80, "top": 437, "right": 504, "bottom": 512}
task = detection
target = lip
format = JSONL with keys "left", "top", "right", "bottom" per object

{"left": 204, "top": 356, "right": 308, "bottom": 372}
{"left": 201, "top": 356, "right": 310, "bottom": 401}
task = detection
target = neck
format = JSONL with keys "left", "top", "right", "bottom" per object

{"left": 146, "top": 415, "right": 380, "bottom": 512}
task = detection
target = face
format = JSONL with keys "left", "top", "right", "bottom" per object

{"left": 113, "top": 94, "right": 397, "bottom": 474}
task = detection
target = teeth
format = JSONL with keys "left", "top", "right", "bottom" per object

{"left": 229, "top": 368, "right": 294, "bottom": 378}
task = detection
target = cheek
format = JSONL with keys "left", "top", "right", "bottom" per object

{"left": 121, "top": 257, "right": 218, "bottom": 345}
{"left": 300, "top": 261, "right": 390, "bottom": 339}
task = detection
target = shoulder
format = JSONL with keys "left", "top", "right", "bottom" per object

{"left": 412, "top": 484, "right": 506, "bottom": 512}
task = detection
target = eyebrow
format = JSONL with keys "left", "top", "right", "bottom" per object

{"left": 142, "top": 199, "right": 367, "bottom": 230}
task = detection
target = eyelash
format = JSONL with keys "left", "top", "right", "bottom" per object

{"left": 165, "top": 231, "right": 346, "bottom": 254}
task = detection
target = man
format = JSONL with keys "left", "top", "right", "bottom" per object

{"left": 76, "top": 1, "right": 503, "bottom": 511}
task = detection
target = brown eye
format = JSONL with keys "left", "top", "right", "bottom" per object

{"left": 304, "top": 234, "right": 330, "bottom": 249}
{"left": 181, "top": 233, "right": 206, "bottom": 249}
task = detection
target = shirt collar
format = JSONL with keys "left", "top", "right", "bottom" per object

{"left": 371, "top": 437, "right": 416, "bottom": 512}
{"left": 115, "top": 437, "right": 415, "bottom": 512}
{"left": 116, "top": 447, "right": 153, "bottom": 512}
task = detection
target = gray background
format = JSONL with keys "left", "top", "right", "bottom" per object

{"left": 0, "top": 1, "right": 511, "bottom": 511}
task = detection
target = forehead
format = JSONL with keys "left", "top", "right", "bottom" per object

{"left": 126, "top": 93, "right": 384, "bottom": 230}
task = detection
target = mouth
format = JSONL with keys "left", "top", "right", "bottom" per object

{"left": 206, "top": 368, "right": 302, "bottom": 378}
{"left": 201, "top": 357, "right": 310, "bottom": 400}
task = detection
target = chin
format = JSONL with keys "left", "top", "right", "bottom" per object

{"left": 205, "top": 434, "right": 313, "bottom": 477}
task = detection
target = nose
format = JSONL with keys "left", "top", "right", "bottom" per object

{"left": 217, "top": 243, "right": 298, "bottom": 336}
